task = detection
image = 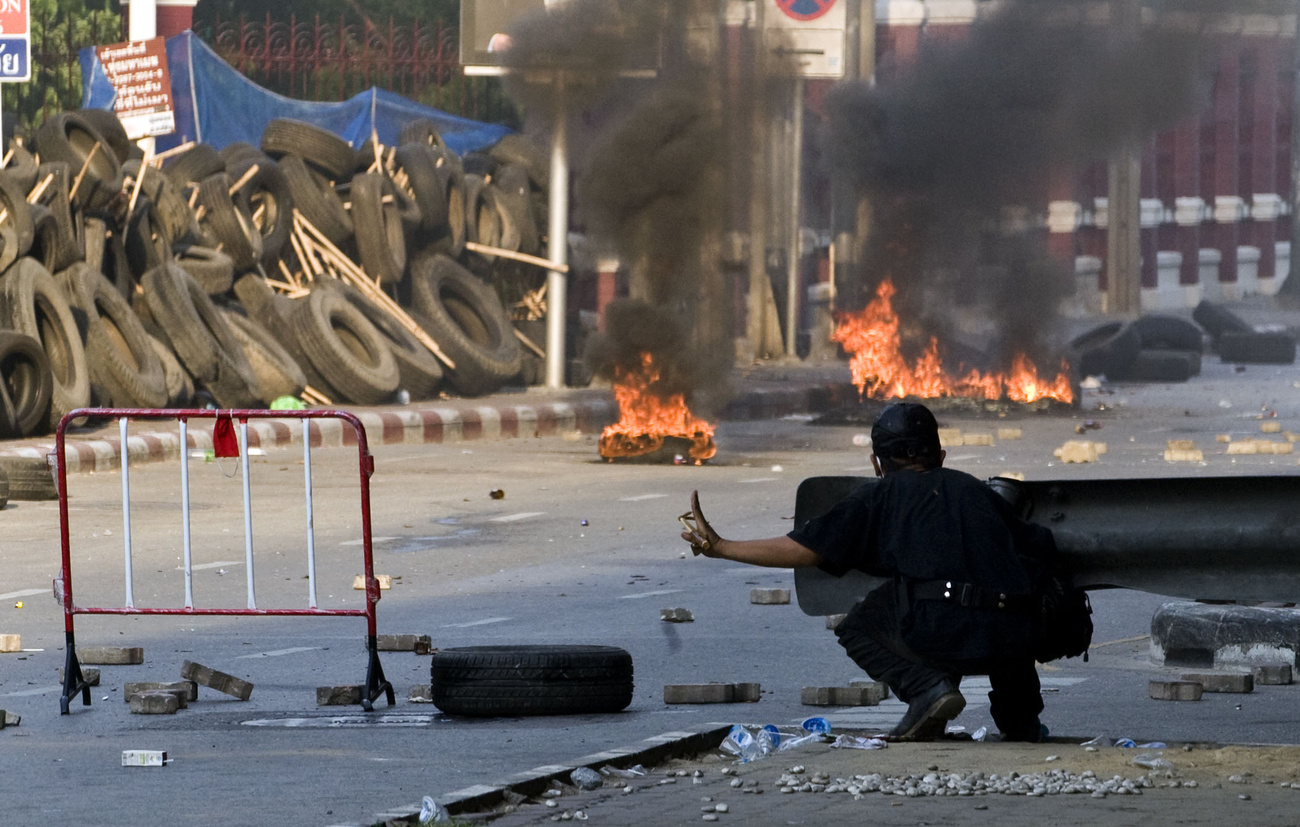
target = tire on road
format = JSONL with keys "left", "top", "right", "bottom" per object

{"left": 1130, "top": 314, "right": 1204, "bottom": 352}
{"left": 430, "top": 645, "right": 634, "bottom": 717}
{"left": 1113, "top": 349, "right": 1197, "bottom": 383}
{"left": 1068, "top": 321, "right": 1140, "bottom": 380}
{"left": 408, "top": 253, "right": 522, "bottom": 397}
{"left": 1192, "top": 300, "right": 1253, "bottom": 341}
{"left": 1216, "top": 331, "right": 1297, "bottom": 365}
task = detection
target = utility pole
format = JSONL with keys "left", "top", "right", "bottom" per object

{"left": 745, "top": 0, "right": 774, "bottom": 358}
{"left": 1106, "top": 0, "right": 1142, "bottom": 315}
{"left": 1278, "top": 1, "right": 1300, "bottom": 307}
{"left": 831, "top": 0, "right": 874, "bottom": 310}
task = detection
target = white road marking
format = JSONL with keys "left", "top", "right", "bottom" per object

{"left": 180, "top": 561, "right": 244, "bottom": 571}
{"left": 0, "top": 588, "right": 49, "bottom": 600}
{"left": 619, "top": 589, "right": 682, "bottom": 599}
{"left": 242, "top": 714, "right": 433, "bottom": 728}
{"left": 619, "top": 493, "right": 668, "bottom": 502}
{"left": 3, "top": 685, "right": 60, "bottom": 697}
{"left": 236, "top": 646, "right": 322, "bottom": 660}
{"left": 441, "top": 617, "right": 511, "bottom": 629}
{"left": 739, "top": 478, "right": 778, "bottom": 484}
{"left": 490, "top": 512, "right": 545, "bottom": 522}
{"left": 341, "top": 536, "right": 398, "bottom": 546}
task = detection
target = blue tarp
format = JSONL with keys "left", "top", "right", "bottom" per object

{"left": 80, "top": 31, "right": 510, "bottom": 156}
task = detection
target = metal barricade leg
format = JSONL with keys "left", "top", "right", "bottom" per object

{"left": 363, "top": 634, "right": 395, "bottom": 711}
{"left": 59, "top": 631, "right": 90, "bottom": 715}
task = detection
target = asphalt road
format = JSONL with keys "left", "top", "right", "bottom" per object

{"left": 2, "top": 353, "right": 1299, "bottom": 826}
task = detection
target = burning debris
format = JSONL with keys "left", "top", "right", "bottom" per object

{"left": 598, "top": 352, "right": 716, "bottom": 464}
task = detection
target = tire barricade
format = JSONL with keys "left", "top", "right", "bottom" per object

{"left": 53, "top": 407, "right": 395, "bottom": 715}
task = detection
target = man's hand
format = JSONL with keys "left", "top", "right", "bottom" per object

{"left": 679, "top": 490, "right": 723, "bottom": 557}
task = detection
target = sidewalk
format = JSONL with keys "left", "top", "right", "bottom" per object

{"left": 1, "top": 363, "right": 858, "bottom": 475}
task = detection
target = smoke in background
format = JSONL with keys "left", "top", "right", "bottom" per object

{"left": 827, "top": 0, "right": 1220, "bottom": 369}
{"left": 500, "top": 0, "right": 752, "bottom": 412}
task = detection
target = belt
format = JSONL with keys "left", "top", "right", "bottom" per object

{"left": 911, "top": 579, "right": 1037, "bottom": 612}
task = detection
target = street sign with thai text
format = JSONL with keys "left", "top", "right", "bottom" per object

{"left": 0, "top": 0, "right": 30, "bottom": 82}
{"left": 95, "top": 37, "right": 175, "bottom": 139}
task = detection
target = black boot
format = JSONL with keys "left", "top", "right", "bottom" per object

{"left": 889, "top": 681, "right": 966, "bottom": 741}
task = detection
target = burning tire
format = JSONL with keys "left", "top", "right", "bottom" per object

{"left": 1216, "top": 332, "right": 1297, "bottom": 365}
{"left": 408, "top": 253, "right": 521, "bottom": 397}
{"left": 1067, "top": 321, "right": 1140, "bottom": 379}
{"left": 430, "top": 645, "right": 634, "bottom": 717}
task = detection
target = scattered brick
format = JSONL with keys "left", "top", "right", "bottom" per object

{"left": 962, "top": 433, "right": 994, "bottom": 447}
{"left": 1164, "top": 449, "right": 1203, "bottom": 462}
{"left": 78, "top": 646, "right": 143, "bottom": 665}
{"left": 0, "top": 634, "right": 20, "bottom": 653}
{"left": 130, "top": 691, "right": 179, "bottom": 714}
{"left": 1166, "top": 439, "right": 1197, "bottom": 451}
{"left": 57, "top": 667, "right": 100, "bottom": 686}
{"left": 937, "top": 428, "right": 963, "bottom": 447}
{"left": 733, "top": 683, "right": 762, "bottom": 703}
{"left": 352, "top": 574, "right": 393, "bottom": 590}
{"left": 1252, "top": 664, "right": 1293, "bottom": 685}
{"left": 317, "top": 685, "right": 363, "bottom": 706}
{"left": 997, "top": 428, "right": 1023, "bottom": 441}
{"left": 664, "top": 683, "right": 734, "bottom": 704}
{"left": 802, "top": 685, "right": 886, "bottom": 706}
{"left": 850, "top": 678, "right": 890, "bottom": 700}
{"left": 825, "top": 614, "right": 846, "bottom": 630}
{"left": 1149, "top": 680, "right": 1203, "bottom": 701}
{"left": 376, "top": 634, "right": 432, "bottom": 653}
{"left": 125, "top": 681, "right": 197, "bottom": 704}
{"left": 4, "top": 710, "right": 17, "bottom": 726}
{"left": 1216, "top": 434, "right": 1232, "bottom": 443}
{"left": 408, "top": 684, "right": 434, "bottom": 703}
{"left": 1181, "top": 672, "right": 1253, "bottom": 693}
{"left": 660, "top": 608, "right": 694, "bottom": 623}
{"left": 181, "top": 660, "right": 253, "bottom": 701}
{"left": 1055, "top": 441, "right": 1099, "bottom": 463}
{"left": 1261, "top": 421, "right": 1282, "bottom": 433}
{"left": 750, "top": 588, "right": 790, "bottom": 605}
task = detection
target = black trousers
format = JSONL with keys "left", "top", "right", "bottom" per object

{"left": 835, "top": 585, "right": 1044, "bottom": 737}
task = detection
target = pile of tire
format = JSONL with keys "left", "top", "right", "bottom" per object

{"left": 0, "top": 111, "right": 541, "bottom": 454}
{"left": 1068, "top": 314, "right": 1205, "bottom": 382}
{"left": 1192, "top": 300, "right": 1297, "bottom": 365}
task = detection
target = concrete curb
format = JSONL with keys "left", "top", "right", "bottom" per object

{"left": 1152, "top": 600, "right": 1300, "bottom": 669}
{"left": 2, "top": 382, "right": 856, "bottom": 476}
{"left": 357, "top": 722, "right": 734, "bottom": 826}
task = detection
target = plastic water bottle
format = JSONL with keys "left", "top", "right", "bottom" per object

{"left": 419, "top": 795, "right": 449, "bottom": 824}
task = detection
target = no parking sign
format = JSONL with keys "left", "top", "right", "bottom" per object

{"left": 775, "top": 0, "right": 839, "bottom": 22}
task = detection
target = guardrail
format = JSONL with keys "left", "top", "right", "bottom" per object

{"left": 53, "top": 408, "right": 395, "bottom": 714}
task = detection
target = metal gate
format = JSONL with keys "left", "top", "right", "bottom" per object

{"left": 53, "top": 408, "right": 395, "bottom": 714}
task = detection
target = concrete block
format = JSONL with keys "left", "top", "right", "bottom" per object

{"left": 352, "top": 574, "right": 393, "bottom": 590}
{"left": 750, "top": 588, "right": 790, "bottom": 605}
{"left": 802, "top": 685, "right": 886, "bottom": 706}
{"left": 660, "top": 608, "right": 694, "bottom": 623}
{"left": 408, "top": 684, "right": 434, "bottom": 703}
{"left": 130, "top": 691, "right": 179, "bottom": 714}
{"left": 376, "top": 634, "right": 432, "bottom": 653}
{"left": 1252, "top": 664, "right": 1293, "bottom": 685}
{"left": 1227, "top": 441, "right": 1259, "bottom": 455}
{"left": 997, "top": 428, "right": 1023, "bottom": 441}
{"left": 1261, "top": 421, "right": 1282, "bottom": 433}
{"left": 850, "top": 678, "right": 890, "bottom": 700}
{"left": 937, "top": 428, "right": 962, "bottom": 447}
{"left": 181, "top": 659, "right": 253, "bottom": 701}
{"left": 1181, "top": 672, "right": 1254, "bottom": 693}
{"left": 733, "top": 683, "right": 762, "bottom": 702}
{"left": 962, "top": 433, "right": 994, "bottom": 447}
{"left": 1055, "top": 441, "right": 1098, "bottom": 463}
{"left": 664, "top": 683, "right": 734, "bottom": 704}
{"left": 57, "top": 667, "right": 100, "bottom": 686}
{"left": 316, "top": 685, "right": 363, "bottom": 706}
{"left": 1216, "top": 434, "right": 1232, "bottom": 443}
{"left": 0, "top": 634, "right": 20, "bottom": 652}
{"left": 1149, "top": 680, "right": 1203, "bottom": 701}
{"left": 125, "top": 681, "right": 197, "bottom": 704}
{"left": 1166, "top": 439, "right": 1197, "bottom": 451}
{"left": 1164, "top": 449, "right": 1204, "bottom": 462}
{"left": 78, "top": 646, "right": 143, "bottom": 665}
{"left": 4, "top": 710, "right": 17, "bottom": 726}
{"left": 825, "top": 614, "right": 846, "bottom": 630}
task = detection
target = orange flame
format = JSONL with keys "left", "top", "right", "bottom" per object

{"left": 599, "top": 353, "right": 717, "bottom": 463}
{"left": 831, "top": 281, "right": 1073, "bottom": 404}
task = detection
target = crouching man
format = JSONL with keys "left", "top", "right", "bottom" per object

{"left": 680, "top": 402, "right": 1057, "bottom": 741}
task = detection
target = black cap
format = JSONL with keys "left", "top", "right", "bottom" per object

{"left": 870, "top": 402, "right": 941, "bottom": 461}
